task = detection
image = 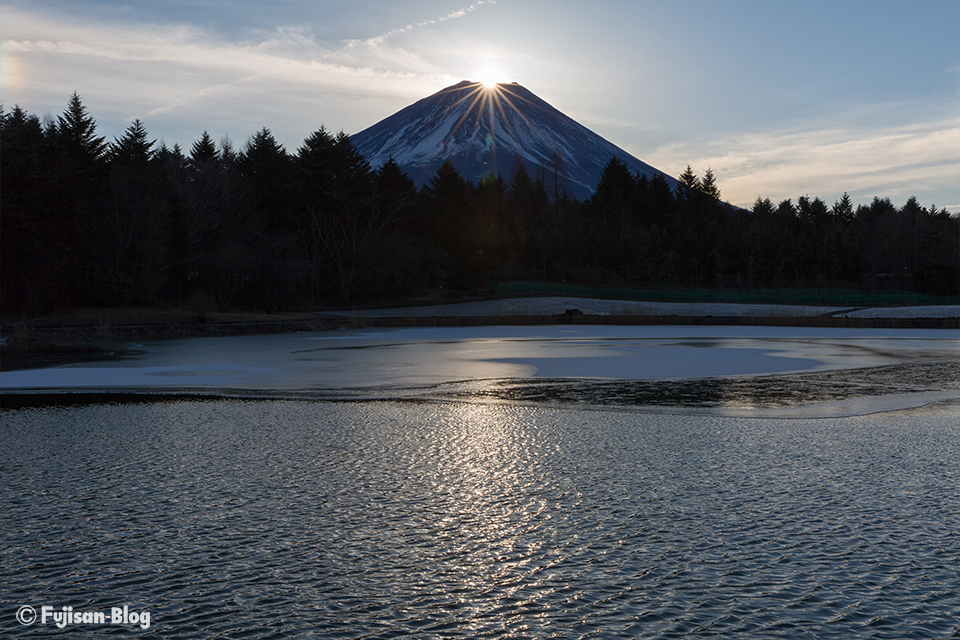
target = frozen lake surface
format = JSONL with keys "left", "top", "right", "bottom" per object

{"left": 2, "top": 326, "right": 957, "bottom": 413}
{"left": 2, "top": 325, "right": 958, "bottom": 638}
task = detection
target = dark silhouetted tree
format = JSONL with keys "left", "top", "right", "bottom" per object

{"left": 699, "top": 167, "right": 721, "bottom": 201}
{"left": 1, "top": 106, "right": 48, "bottom": 311}
{"left": 109, "top": 119, "right": 155, "bottom": 166}
{"left": 190, "top": 131, "right": 218, "bottom": 166}
{"left": 831, "top": 192, "right": 854, "bottom": 223}
{"left": 591, "top": 157, "right": 637, "bottom": 226}
{"left": 102, "top": 119, "right": 170, "bottom": 304}
{"left": 752, "top": 196, "right": 775, "bottom": 216}
{"left": 47, "top": 93, "right": 110, "bottom": 304}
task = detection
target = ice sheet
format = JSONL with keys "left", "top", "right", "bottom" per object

{"left": 1, "top": 325, "right": 956, "bottom": 393}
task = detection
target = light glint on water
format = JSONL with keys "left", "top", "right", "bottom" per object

{"left": 1, "top": 397, "right": 958, "bottom": 638}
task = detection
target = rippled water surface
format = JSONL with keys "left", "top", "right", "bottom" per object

{"left": 2, "top": 394, "right": 958, "bottom": 638}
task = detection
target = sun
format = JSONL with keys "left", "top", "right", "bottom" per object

{"left": 475, "top": 66, "right": 505, "bottom": 89}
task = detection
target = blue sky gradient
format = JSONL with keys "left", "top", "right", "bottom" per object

{"left": 2, "top": 0, "right": 958, "bottom": 208}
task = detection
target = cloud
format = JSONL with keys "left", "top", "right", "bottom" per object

{"left": 344, "top": 1, "right": 498, "bottom": 49}
{"left": 0, "top": 3, "right": 513, "bottom": 148}
{"left": 647, "top": 109, "right": 960, "bottom": 209}
{"left": 3, "top": 16, "right": 417, "bottom": 83}
{"left": 143, "top": 76, "right": 262, "bottom": 118}
{"left": 1, "top": 6, "right": 456, "bottom": 136}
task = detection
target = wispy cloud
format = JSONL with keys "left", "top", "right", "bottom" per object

{"left": 346, "top": 1, "right": 498, "bottom": 49}
{"left": 2, "top": 14, "right": 434, "bottom": 83}
{"left": 0, "top": 6, "right": 458, "bottom": 135}
{"left": 647, "top": 110, "right": 960, "bottom": 209}
{"left": 143, "top": 75, "right": 263, "bottom": 118}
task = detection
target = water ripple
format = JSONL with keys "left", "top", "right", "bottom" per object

{"left": 2, "top": 397, "right": 958, "bottom": 638}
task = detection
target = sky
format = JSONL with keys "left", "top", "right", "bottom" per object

{"left": 2, "top": 0, "right": 958, "bottom": 209}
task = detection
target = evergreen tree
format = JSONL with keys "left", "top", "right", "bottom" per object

{"left": 797, "top": 195, "right": 829, "bottom": 228}
{"left": 375, "top": 158, "right": 418, "bottom": 216}
{"left": 421, "top": 161, "right": 473, "bottom": 284}
{"left": 55, "top": 92, "right": 108, "bottom": 163}
{"left": 296, "top": 127, "right": 373, "bottom": 203}
{"left": 5, "top": 89, "right": 958, "bottom": 312}
{"left": 297, "top": 125, "right": 338, "bottom": 195}
{"left": 44, "top": 93, "right": 111, "bottom": 305}
{"left": 646, "top": 173, "right": 674, "bottom": 223}
{"left": 103, "top": 119, "right": 171, "bottom": 305}
{"left": 190, "top": 131, "right": 218, "bottom": 166}
{"left": 699, "top": 167, "right": 721, "bottom": 201}
{"left": 427, "top": 160, "right": 471, "bottom": 199}
{"left": 238, "top": 127, "right": 294, "bottom": 230}
{"left": 752, "top": 196, "right": 775, "bottom": 216}
{"left": 508, "top": 159, "right": 535, "bottom": 202}
{"left": 676, "top": 165, "right": 699, "bottom": 203}
{"left": 240, "top": 127, "right": 288, "bottom": 175}
{"left": 295, "top": 128, "right": 379, "bottom": 302}
{"left": 506, "top": 159, "right": 552, "bottom": 277}
{"left": 775, "top": 199, "right": 795, "bottom": 218}
{"left": 1, "top": 105, "right": 49, "bottom": 311}
{"left": 219, "top": 135, "right": 238, "bottom": 166}
{"left": 109, "top": 119, "right": 156, "bottom": 166}
{"left": 831, "top": 192, "right": 854, "bottom": 222}
{"left": 900, "top": 195, "right": 925, "bottom": 219}
{"left": 333, "top": 131, "right": 373, "bottom": 188}
{"left": 156, "top": 142, "right": 188, "bottom": 169}
{"left": 591, "top": 156, "right": 637, "bottom": 225}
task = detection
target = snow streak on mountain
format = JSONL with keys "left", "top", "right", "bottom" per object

{"left": 352, "top": 81, "right": 677, "bottom": 200}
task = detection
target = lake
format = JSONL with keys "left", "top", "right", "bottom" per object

{"left": 2, "top": 326, "right": 958, "bottom": 638}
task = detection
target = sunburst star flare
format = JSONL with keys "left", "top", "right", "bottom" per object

{"left": 351, "top": 81, "right": 677, "bottom": 200}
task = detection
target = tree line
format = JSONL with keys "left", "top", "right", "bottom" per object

{"left": 2, "top": 94, "right": 957, "bottom": 314}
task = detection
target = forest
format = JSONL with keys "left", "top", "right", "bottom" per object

{"left": 2, "top": 93, "right": 958, "bottom": 315}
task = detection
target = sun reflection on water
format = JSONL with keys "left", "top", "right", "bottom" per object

{"left": 426, "top": 402, "right": 561, "bottom": 620}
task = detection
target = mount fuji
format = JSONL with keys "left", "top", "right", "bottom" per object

{"left": 351, "top": 81, "right": 677, "bottom": 201}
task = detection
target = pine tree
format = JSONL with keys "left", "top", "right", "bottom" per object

{"left": 332, "top": 131, "right": 374, "bottom": 198}
{"left": 831, "top": 192, "right": 854, "bottom": 222}
{"left": 1, "top": 105, "right": 48, "bottom": 311}
{"left": 240, "top": 128, "right": 288, "bottom": 174}
{"left": 775, "top": 199, "right": 795, "bottom": 218}
{"left": 376, "top": 158, "right": 417, "bottom": 214}
{"left": 190, "top": 131, "right": 218, "bottom": 166}
{"left": 297, "top": 125, "right": 338, "bottom": 191}
{"left": 677, "top": 165, "right": 699, "bottom": 201}
{"left": 238, "top": 127, "right": 294, "bottom": 232}
{"left": 109, "top": 119, "right": 156, "bottom": 166}
{"left": 423, "top": 161, "right": 471, "bottom": 273}
{"left": 44, "top": 93, "right": 111, "bottom": 305}
{"left": 55, "top": 92, "right": 108, "bottom": 162}
{"left": 752, "top": 196, "right": 775, "bottom": 215}
{"left": 219, "top": 135, "right": 238, "bottom": 166}
{"left": 591, "top": 156, "right": 637, "bottom": 227}
{"left": 699, "top": 167, "right": 721, "bottom": 200}
{"left": 647, "top": 173, "right": 673, "bottom": 221}
{"left": 428, "top": 160, "right": 470, "bottom": 198}
{"left": 508, "top": 159, "right": 535, "bottom": 202}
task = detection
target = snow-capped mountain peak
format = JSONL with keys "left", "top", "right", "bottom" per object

{"left": 352, "top": 81, "right": 676, "bottom": 200}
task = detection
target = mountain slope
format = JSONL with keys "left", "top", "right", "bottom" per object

{"left": 351, "top": 81, "right": 676, "bottom": 200}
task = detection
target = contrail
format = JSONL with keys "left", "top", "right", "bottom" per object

{"left": 346, "top": 0, "right": 499, "bottom": 49}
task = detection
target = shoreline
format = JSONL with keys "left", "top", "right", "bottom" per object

{"left": 1, "top": 300, "right": 956, "bottom": 374}
{"left": 2, "top": 302, "right": 958, "bottom": 346}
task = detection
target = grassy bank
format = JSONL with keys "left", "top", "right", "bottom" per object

{"left": 487, "top": 282, "right": 960, "bottom": 307}
{"left": 3, "top": 303, "right": 956, "bottom": 347}
{"left": 0, "top": 308, "right": 341, "bottom": 344}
